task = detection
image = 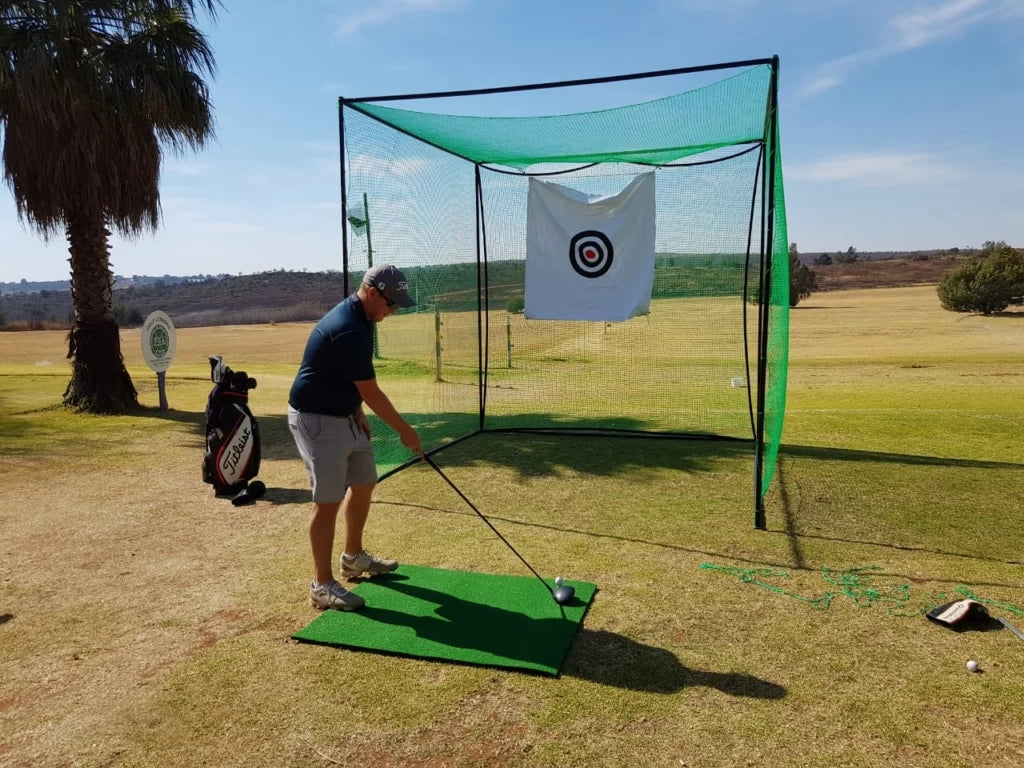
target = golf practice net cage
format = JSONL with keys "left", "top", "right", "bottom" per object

{"left": 339, "top": 57, "right": 788, "bottom": 525}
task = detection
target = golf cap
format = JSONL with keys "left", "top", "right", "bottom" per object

{"left": 362, "top": 264, "right": 416, "bottom": 308}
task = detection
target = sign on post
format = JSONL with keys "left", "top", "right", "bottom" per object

{"left": 141, "top": 310, "right": 176, "bottom": 409}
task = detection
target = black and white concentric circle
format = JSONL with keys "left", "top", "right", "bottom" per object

{"left": 569, "top": 230, "right": 614, "bottom": 278}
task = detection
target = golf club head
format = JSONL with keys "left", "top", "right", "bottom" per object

{"left": 553, "top": 585, "right": 575, "bottom": 605}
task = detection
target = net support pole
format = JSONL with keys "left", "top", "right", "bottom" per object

{"left": 474, "top": 164, "right": 485, "bottom": 431}
{"left": 753, "top": 56, "right": 780, "bottom": 530}
{"left": 339, "top": 98, "right": 350, "bottom": 294}
{"left": 363, "top": 192, "right": 380, "bottom": 359}
{"left": 434, "top": 305, "right": 443, "bottom": 382}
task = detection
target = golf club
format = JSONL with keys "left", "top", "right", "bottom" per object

{"left": 999, "top": 616, "right": 1024, "bottom": 641}
{"left": 425, "top": 455, "right": 575, "bottom": 606}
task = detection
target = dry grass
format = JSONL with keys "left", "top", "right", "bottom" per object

{"left": 1, "top": 286, "right": 1022, "bottom": 768}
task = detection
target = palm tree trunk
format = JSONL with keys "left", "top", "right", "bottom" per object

{"left": 63, "top": 211, "right": 138, "bottom": 413}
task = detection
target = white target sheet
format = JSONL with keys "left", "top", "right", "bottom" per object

{"left": 524, "top": 172, "right": 656, "bottom": 322}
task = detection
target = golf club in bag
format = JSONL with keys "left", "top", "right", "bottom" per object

{"left": 424, "top": 455, "right": 575, "bottom": 605}
{"left": 202, "top": 356, "right": 262, "bottom": 499}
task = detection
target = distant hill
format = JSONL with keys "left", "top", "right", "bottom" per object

{"left": 809, "top": 253, "right": 972, "bottom": 291}
{"left": 0, "top": 273, "right": 229, "bottom": 296}
{"left": 796, "top": 248, "right": 962, "bottom": 266}
{"left": 0, "top": 251, "right": 979, "bottom": 330}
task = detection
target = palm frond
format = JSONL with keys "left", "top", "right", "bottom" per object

{"left": 0, "top": 0, "right": 217, "bottom": 236}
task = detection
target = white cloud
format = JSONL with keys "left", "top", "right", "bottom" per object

{"left": 319, "top": 81, "right": 350, "bottom": 95}
{"left": 797, "top": 0, "right": 1024, "bottom": 98}
{"left": 164, "top": 161, "right": 211, "bottom": 177}
{"left": 333, "top": 0, "right": 462, "bottom": 37}
{"left": 659, "top": 0, "right": 762, "bottom": 10}
{"left": 158, "top": 196, "right": 268, "bottom": 233}
{"left": 890, "top": 0, "right": 990, "bottom": 50}
{"left": 349, "top": 153, "right": 432, "bottom": 177}
{"left": 302, "top": 141, "right": 338, "bottom": 156}
{"left": 786, "top": 152, "right": 961, "bottom": 186}
{"left": 799, "top": 74, "right": 844, "bottom": 98}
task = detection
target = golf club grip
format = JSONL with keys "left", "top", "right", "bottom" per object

{"left": 424, "top": 455, "right": 549, "bottom": 587}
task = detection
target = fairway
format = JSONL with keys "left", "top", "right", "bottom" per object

{"left": 1, "top": 285, "right": 1023, "bottom": 768}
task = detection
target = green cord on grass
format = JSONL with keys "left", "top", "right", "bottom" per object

{"left": 700, "top": 563, "right": 1024, "bottom": 617}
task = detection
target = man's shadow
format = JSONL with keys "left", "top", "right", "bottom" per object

{"left": 345, "top": 575, "right": 785, "bottom": 697}
{"left": 565, "top": 629, "right": 786, "bottom": 697}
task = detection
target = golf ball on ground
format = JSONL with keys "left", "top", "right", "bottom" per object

{"left": 554, "top": 577, "right": 563, "bottom": 587}
{"left": 966, "top": 660, "right": 979, "bottom": 672}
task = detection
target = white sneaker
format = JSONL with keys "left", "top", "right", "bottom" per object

{"left": 309, "top": 580, "right": 365, "bottom": 611}
{"left": 341, "top": 550, "right": 398, "bottom": 579}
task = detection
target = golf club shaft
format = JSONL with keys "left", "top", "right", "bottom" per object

{"left": 425, "top": 455, "right": 553, "bottom": 595}
{"left": 998, "top": 616, "right": 1024, "bottom": 641}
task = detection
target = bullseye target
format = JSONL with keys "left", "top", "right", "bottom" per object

{"left": 569, "top": 230, "right": 613, "bottom": 278}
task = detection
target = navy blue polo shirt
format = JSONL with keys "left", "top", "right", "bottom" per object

{"left": 289, "top": 294, "right": 375, "bottom": 417}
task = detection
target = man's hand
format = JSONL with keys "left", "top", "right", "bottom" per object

{"left": 400, "top": 425, "right": 424, "bottom": 458}
{"left": 355, "top": 408, "right": 372, "bottom": 438}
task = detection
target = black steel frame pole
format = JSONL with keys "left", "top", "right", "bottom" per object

{"left": 474, "top": 164, "right": 485, "bottom": 432}
{"left": 348, "top": 58, "right": 774, "bottom": 104}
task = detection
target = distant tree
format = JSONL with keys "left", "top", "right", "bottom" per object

{"left": 113, "top": 303, "right": 145, "bottom": 327}
{"left": 937, "top": 241, "right": 1024, "bottom": 314}
{"left": 506, "top": 297, "right": 525, "bottom": 314}
{"left": 814, "top": 253, "right": 832, "bottom": 266}
{"left": 788, "top": 243, "right": 817, "bottom": 307}
{"left": 835, "top": 246, "right": 859, "bottom": 265}
{"left": 0, "top": 1, "right": 218, "bottom": 412}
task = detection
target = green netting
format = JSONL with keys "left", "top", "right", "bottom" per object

{"left": 763, "top": 122, "right": 789, "bottom": 496}
{"left": 350, "top": 65, "right": 771, "bottom": 168}
{"left": 340, "top": 61, "right": 788, "bottom": 512}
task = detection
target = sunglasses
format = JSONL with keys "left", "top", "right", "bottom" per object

{"left": 376, "top": 288, "right": 396, "bottom": 308}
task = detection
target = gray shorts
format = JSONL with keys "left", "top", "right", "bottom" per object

{"left": 288, "top": 406, "right": 377, "bottom": 503}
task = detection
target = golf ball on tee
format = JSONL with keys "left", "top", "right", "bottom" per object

{"left": 554, "top": 577, "right": 563, "bottom": 587}
{"left": 966, "top": 660, "right": 979, "bottom": 673}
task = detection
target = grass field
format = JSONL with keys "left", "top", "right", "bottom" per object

{"left": 1, "top": 285, "right": 1022, "bottom": 768}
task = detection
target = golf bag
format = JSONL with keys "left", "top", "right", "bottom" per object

{"left": 202, "top": 356, "right": 261, "bottom": 496}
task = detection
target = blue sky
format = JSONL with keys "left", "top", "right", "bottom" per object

{"left": 2, "top": 0, "right": 1023, "bottom": 282}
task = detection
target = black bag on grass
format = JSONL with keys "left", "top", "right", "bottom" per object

{"left": 202, "top": 356, "right": 261, "bottom": 496}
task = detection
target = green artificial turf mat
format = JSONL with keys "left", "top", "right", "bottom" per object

{"left": 292, "top": 564, "right": 596, "bottom": 675}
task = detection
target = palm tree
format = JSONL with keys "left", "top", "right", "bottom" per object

{"left": 0, "top": 1, "right": 217, "bottom": 412}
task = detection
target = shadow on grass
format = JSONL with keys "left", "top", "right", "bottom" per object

{"left": 403, "top": 415, "right": 752, "bottom": 481}
{"left": 141, "top": 407, "right": 754, "bottom": 468}
{"left": 332, "top": 575, "right": 587, "bottom": 674}
{"left": 139, "top": 408, "right": 754, "bottom": 500}
{"left": 136, "top": 404, "right": 204, "bottom": 432}
{"left": 305, "top": 573, "right": 785, "bottom": 695}
{"left": 780, "top": 443, "right": 1023, "bottom": 471}
{"left": 566, "top": 629, "right": 786, "bottom": 697}
{"left": 773, "top": 444, "right": 1024, "bottom": 569}
{"left": 373, "top": 499, "right": 1024, "bottom": 590}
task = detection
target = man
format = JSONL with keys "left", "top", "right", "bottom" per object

{"left": 288, "top": 264, "right": 424, "bottom": 611}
